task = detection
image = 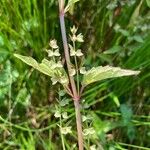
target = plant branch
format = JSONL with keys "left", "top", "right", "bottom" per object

{"left": 73, "top": 41, "right": 80, "bottom": 95}
{"left": 74, "top": 55, "right": 80, "bottom": 95}
{"left": 80, "top": 85, "right": 85, "bottom": 97}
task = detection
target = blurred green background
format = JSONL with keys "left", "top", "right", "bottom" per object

{"left": 0, "top": 0, "right": 150, "bottom": 149}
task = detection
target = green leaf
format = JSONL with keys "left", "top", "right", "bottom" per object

{"left": 0, "top": 35, "right": 4, "bottom": 46}
{"left": 120, "top": 104, "right": 135, "bottom": 141}
{"left": 119, "top": 29, "right": 130, "bottom": 37}
{"left": 146, "top": 0, "right": 150, "bottom": 7}
{"left": 14, "top": 54, "right": 39, "bottom": 68}
{"left": 104, "top": 45, "right": 123, "bottom": 54}
{"left": 14, "top": 54, "right": 69, "bottom": 86}
{"left": 82, "top": 66, "right": 140, "bottom": 86}
{"left": 91, "top": 112, "right": 118, "bottom": 141}
{"left": 132, "top": 35, "right": 144, "bottom": 43}
{"left": 16, "top": 87, "right": 31, "bottom": 106}
{"left": 14, "top": 54, "right": 53, "bottom": 77}
{"left": 38, "top": 59, "right": 54, "bottom": 76}
{"left": 110, "top": 93, "right": 120, "bottom": 107}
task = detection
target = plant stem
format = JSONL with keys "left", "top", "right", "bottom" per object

{"left": 74, "top": 56, "right": 80, "bottom": 95}
{"left": 74, "top": 100, "right": 84, "bottom": 150}
{"left": 58, "top": 0, "right": 78, "bottom": 100}
{"left": 58, "top": 89, "right": 66, "bottom": 150}
{"left": 58, "top": 1, "right": 84, "bottom": 149}
{"left": 43, "top": 0, "right": 47, "bottom": 45}
{"left": 60, "top": 117, "right": 66, "bottom": 150}
{"left": 73, "top": 41, "right": 80, "bottom": 95}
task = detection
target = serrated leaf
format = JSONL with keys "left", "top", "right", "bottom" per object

{"left": 14, "top": 54, "right": 39, "bottom": 68}
{"left": 39, "top": 58, "right": 56, "bottom": 75}
{"left": 14, "top": 54, "right": 54, "bottom": 77}
{"left": 14, "top": 54, "right": 69, "bottom": 86}
{"left": 82, "top": 66, "right": 140, "bottom": 86}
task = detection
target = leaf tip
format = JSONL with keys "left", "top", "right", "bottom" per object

{"left": 14, "top": 53, "right": 19, "bottom": 57}
{"left": 133, "top": 70, "right": 140, "bottom": 75}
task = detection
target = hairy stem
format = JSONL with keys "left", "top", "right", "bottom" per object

{"left": 58, "top": 1, "right": 84, "bottom": 149}
{"left": 74, "top": 100, "right": 84, "bottom": 150}
{"left": 58, "top": 0, "right": 78, "bottom": 100}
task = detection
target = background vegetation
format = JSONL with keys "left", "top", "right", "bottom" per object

{"left": 0, "top": 0, "right": 150, "bottom": 149}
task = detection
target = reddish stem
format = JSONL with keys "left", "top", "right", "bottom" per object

{"left": 58, "top": 1, "right": 84, "bottom": 149}
{"left": 59, "top": 1, "right": 78, "bottom": 100}
{"left": 74, "top": 100, "right": 84, "bottom": 150}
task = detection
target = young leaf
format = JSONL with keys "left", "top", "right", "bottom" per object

{"left": 82, "top": 66, "right": 140, "bottom": 86}
{"left": 65, "top": 0, "right": 80, "bottom": 13}
{"left": 38, "top": 59, "right": 54, "bottom": 76}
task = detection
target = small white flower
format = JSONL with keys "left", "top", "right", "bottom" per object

{"left": 70, "top": 49, "right": 76, "bottom": 56}
{"left": 72, "top": 144, "right": 77, "bottom": 149}
{"left": 47, "top": 50, "right": 53, "bottom": 57}
{"left": 71, "top": 34, "right": 77, "bottom": 42}
{"left": 90, "top": 145, "right": 97, "bottom": 150}
{"left": 82, "top": 114, "right": 93, "bottom": 122}
{"left": 51, "top": 76, "right": 58, "bottom": 85}
{"left": 47, "top": 49, "right": 60, "bottom": 57}
{"left": 70, "top": 25, "right": 78, "bottom": 35}
{"left": 76, "top": 33, "right": 84, "bottom": 42}
{"left": 60, "top": 98, "right": 70, "bottom": 107}
{"left": 82, "top": 115, "right": 87, "bottom": 122}
{"left": 62, "top": 112, "right": 68, "bottom": 119}
{"left": 54, "top": 49, "right": 60, "bottom": 56}
{"left": 49, "top": 39, "right": 58, "bottom": 49}
{"left": 61, "top": 126, "right": 72, "bottom": 135}
{"left": 69, "top": 68, "right": 76, "bottom": 76}
{"left": 70, "top": 33, "right": 84, "bottom": 43}
{"left": 54, "top": 111, "right": 61, "bottom": 118}
{"left": 51, "top": 61, "right": 63, "bottom": 69}
{"left": 80, "top": 67, "right": 87, "bottom": 74}
{"left": 59, "top": 76, "right": 68, "bottom": 85}
{"left": 76, "top": 49, "right": 83, "bottom": 56}
{"left": 69, "top": 45, "right": 83, "bottom": 57}
{"left": 83, "top": 127, "right": 95, "bottom": 136}
{"left": 114, "top": 24, "right": 120, "bottom": 31}
{"left": 69, "top": 44, "right": 74, "bottom": 50}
